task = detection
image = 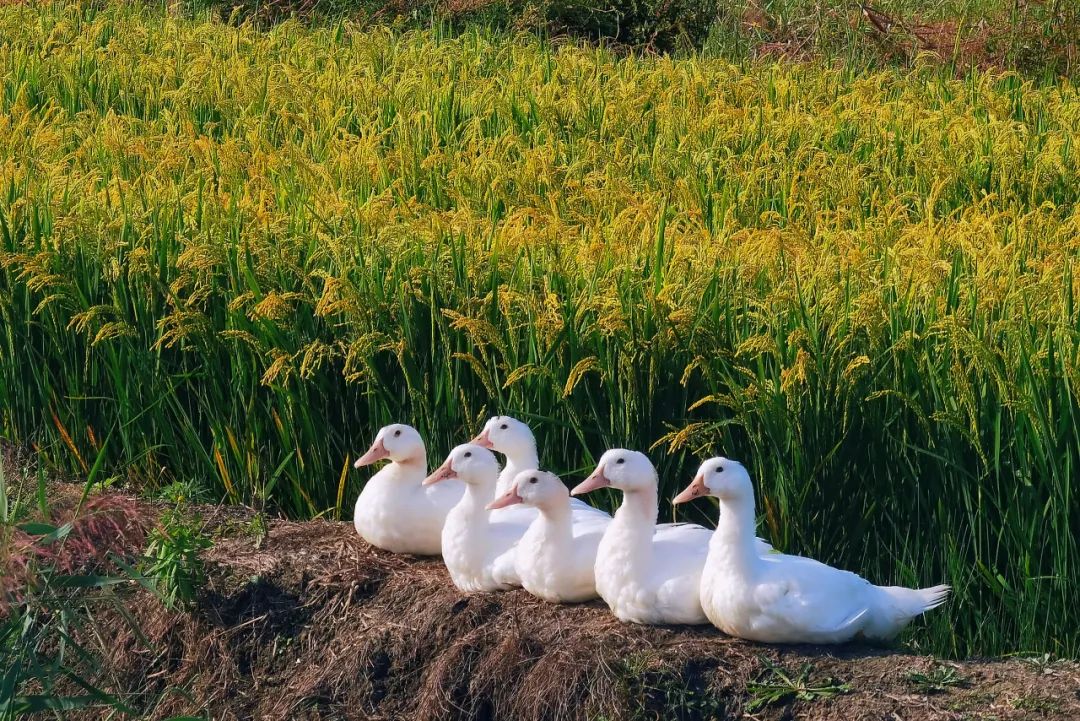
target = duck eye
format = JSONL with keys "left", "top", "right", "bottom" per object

{"left": 464, "top": 452, "right": 472, "bottom": 458}
{"left": 500, "top": 424, "right": 508, "bottom": 430}
{"left": 529, "top": 477, "right": 538, "bottom": 484}
{"left": 394, "top": 430, "right": 401, "bottom": 437}
{"left": 716, "top": 465, "right": 724, "bottom": 473}
{"left": 616, "top": 458, "right": 625, "bottom": 464}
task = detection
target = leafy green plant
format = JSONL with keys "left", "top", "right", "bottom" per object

{"left": 904, "top": 664, "right": 969, "bottom": 694}
{"left": 1017, "top": 652, "right": 1062, "bottom": 673}
{"left": 746, "top": 658, "right": 851, "bottom": 711}
{"left": 140, "top": 510, "right": 212, "bottom": 609}
{"left": 153, "top": 479, "right": 212, "bottom": 506}
{"left": 247, "top": 512, "right": 269, "bottom": 549}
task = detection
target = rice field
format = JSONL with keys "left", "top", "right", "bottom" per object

{"left": 0, "top": 1, "right": 1078, "bottom": 658}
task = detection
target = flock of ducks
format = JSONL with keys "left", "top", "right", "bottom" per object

{"left": 353, "top": 416, "right": 950, "bottom": 644}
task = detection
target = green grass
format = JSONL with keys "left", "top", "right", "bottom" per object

{"left": 0, "top": 1, "right": 1077, "bottom": 658}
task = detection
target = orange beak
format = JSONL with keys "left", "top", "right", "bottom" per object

{"left": 571, "top": 465, "right": 610, "bottom": 496}
{"left": 354, "top": 438, "right": 389, "bottom": 468}
{"left": 486, "top": 486, "right": 523, "bottom": 510}
{"left": 422, "top": 458, "right": 456, "bottom": 486}
{"left": 672, "top": 474, "right": 708, "bottom": 505}
{"left": 469, "top": 428, "right": 494, "bottom": 449}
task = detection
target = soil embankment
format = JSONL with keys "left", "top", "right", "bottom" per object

{"left": 5, "top": 471, "right": 1077, "bottom": 721}
{"left": 78, "top": 496, "right": 1080, "bottom": 720}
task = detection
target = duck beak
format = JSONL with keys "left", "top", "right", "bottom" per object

{"left": 354, "top": 438, "right": 389, "bottom": 468}
{"left": 672, "top": 474, "right": 708, "bottom": 505}
{"left": 486, "top": 487, "right": 523, "bottom": 510}
{"left": 469, "top": 428, "right": 494, "bottom": 449}
{"left": 423, "top": 459, "right": 456, "bottom": 486}
{"left": 571, "top": 465, "right": 610, "bottom": 496}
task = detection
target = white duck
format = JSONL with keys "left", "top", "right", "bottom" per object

{"left": 352, "top": 423, "right": 463, "bottom": 556}
{"left": 470, "top": 415, "right": 609, "bottom": 519}
{"left": 488, "top": 469, "right": 610, "bottom": 603}
{"left": 424, "top": 444, "right": 530, "bottom": 593}
{"left": 673, "top": 457, "right": 951, "bottom": 644}
{"left": 571, "top": 449, "right": 722, "bottom": 625}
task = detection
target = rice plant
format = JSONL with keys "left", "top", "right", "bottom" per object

{"left": 0, "top": 1, "right": 1077, "bottom": 657}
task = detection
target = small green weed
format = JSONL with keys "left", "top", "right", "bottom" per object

{"left": 140, "top": 510, "right": 211, "bottom": 609}
{"left": 152, "top": 480, "right": 211, "bottom": 506}
{"left": 248, "top": 512, "right": 268, "bottom": 549}
{"left": 617, "top": 655, "right": 725, "bottom": 721}
{"left": 904, "top": 664, "right": 969, "bottom": 694}
{"left": 746, "top": 657, "right": 851, "bottom": 711}
{"left": 1018, "top": 652, "right": 1061, "bottom": 672}
{"left": 1011, "top": 694, "right": 1063, "bottom": 713}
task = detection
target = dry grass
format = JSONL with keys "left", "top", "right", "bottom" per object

{"left": 45, "top": 488, "right": 1077, "bottom": 721}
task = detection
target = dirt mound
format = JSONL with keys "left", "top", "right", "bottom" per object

{"left": 49, "top": 496, "right": 1069, "bottom": 721}
{"left": 8, "top": 477, "right": 1074, "bottom": 720}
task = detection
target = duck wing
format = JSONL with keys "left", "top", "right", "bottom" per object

{"left": 656, "top": 522, "right": 774, "bottom": 553}
{"left": 569, "top": 496, "right": 611, "bottom": 517}
{"left": 752, "top": 558, "right": 874, "bottom": 642}
{"left": 491, "top": 543, "right": 522, "bottom": 588}
{"left": 646, "top": 524, "right": 711, "bottom": 624}
{"left": 423, "top": 476, "right": 465, "bottom": 509}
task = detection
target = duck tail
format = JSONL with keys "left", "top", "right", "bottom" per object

{"left": 918, "top": 584, "right": 952, "bottom": 612}
{"left": 884, "top": 583, "right": 951, "bottom": 619}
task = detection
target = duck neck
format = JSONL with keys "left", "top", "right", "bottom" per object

{"left": 712, "top": 493, "right": 760, "bottom": 577}
{"left": 459, "top": 480, "right": 496, "bottom": 524}
{"left": 531, "top": 500, "right": 574, "bottom": 546}
{"left": 498, "top": 443, "right": 540, "bottom": 495}
{"left": 370, "top": 455, "right": 425, "bottom": 487}
{"left": 610, "top": 486, "right": 658, "bottom": 551}
{"left": 615, "top": 486, "right": 659, "bottom": 527}
{"left": 391, "top": 454, "right": 426, "bottom": 476}
{"left": 536, "top": 502, "right": 573, "bottom": 537}
{"left": 504, "top": 444, "right": 539, "bottom": 478}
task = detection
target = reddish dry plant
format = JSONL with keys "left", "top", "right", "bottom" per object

{"left": 0, "top": 495, "right": 150, "bottom": 617}
{"left": 0, "top": 529, "right": 38, "bottom": 613}
{"left": 54, "top": 495, "right": 149, "bottom": 573}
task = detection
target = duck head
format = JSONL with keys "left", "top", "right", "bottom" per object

{"left": 354, "top": 423, "right": 424, "bottom": 468}
{"left": 423, "top": 443, "right": 500, "bottom": 487}
{"left": 470, "top": 415, "right": 535, "bottom": 457}
{"left": 672, "top": 457, "right": 752, "bottom": 504}
{"left": 487, "top": 469, "right": 567, "bottom": 511}
{"left": 572, "top": 449, "right": 656, "bottom": 496}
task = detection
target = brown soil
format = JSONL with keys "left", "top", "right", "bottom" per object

{"left": 17, "top": 483, "right": 1065, "bottom": 721}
